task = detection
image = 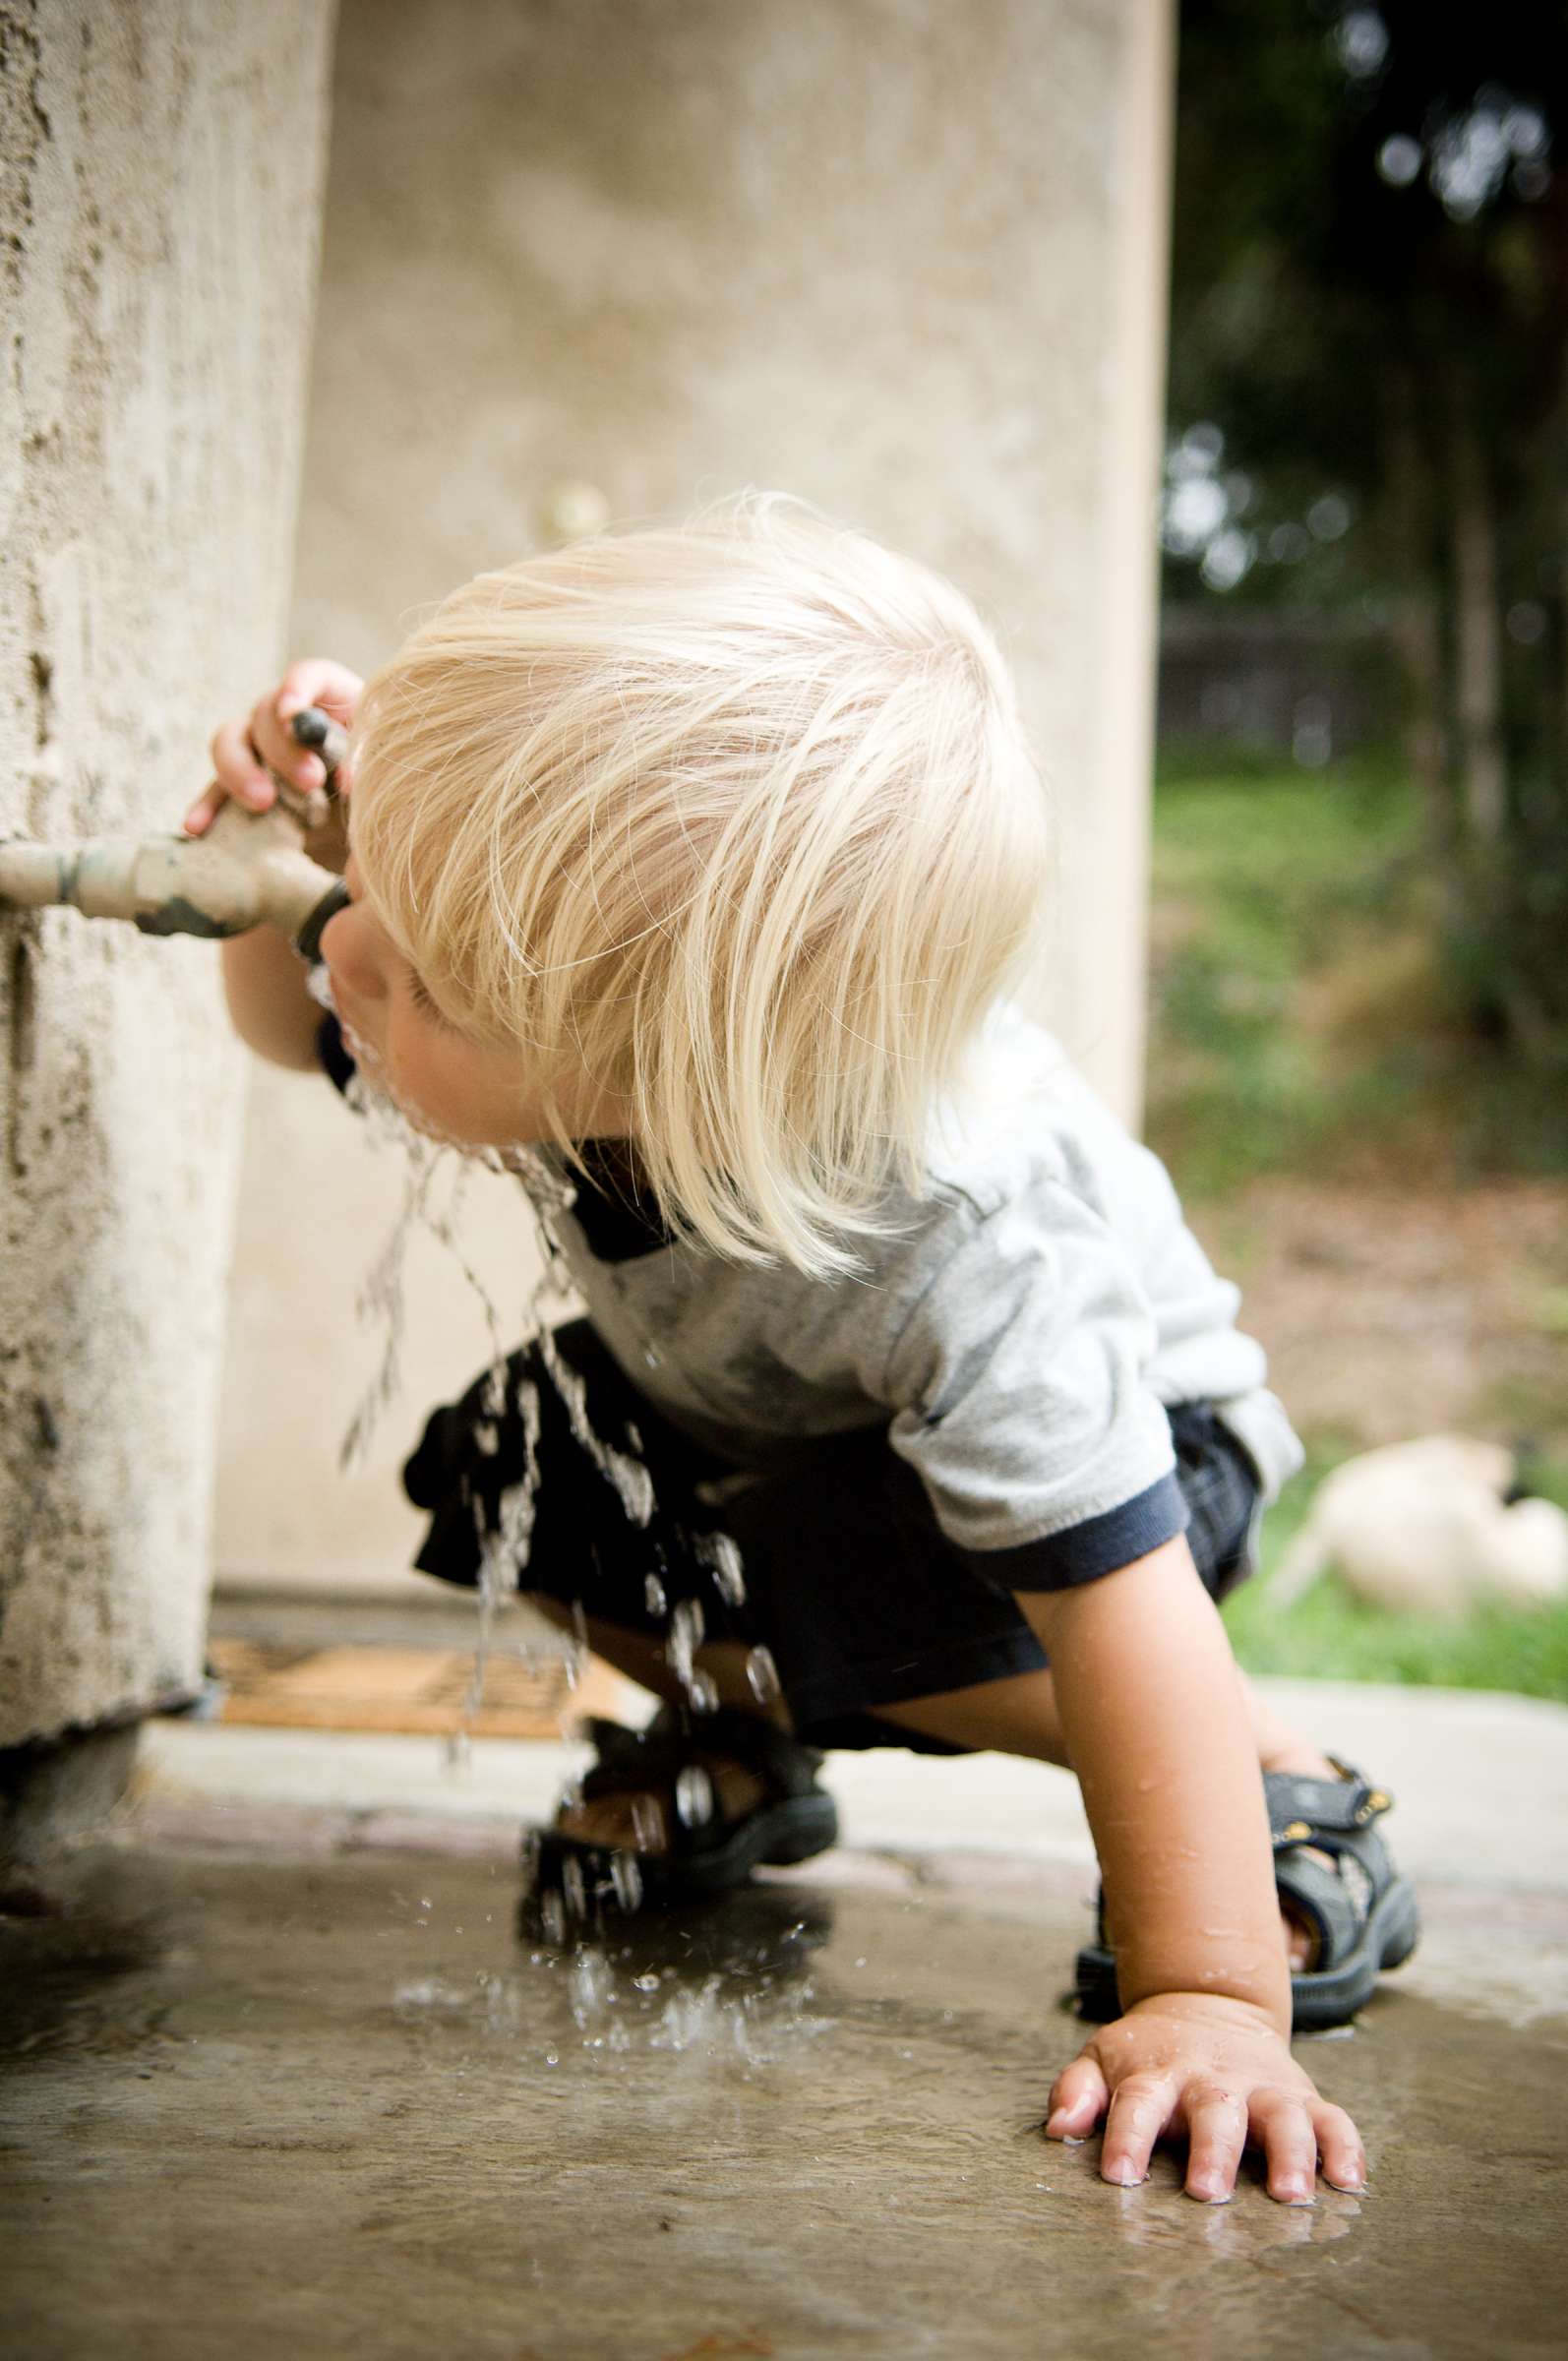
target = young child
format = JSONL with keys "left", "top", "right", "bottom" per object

{"left": 191, "top": 495, "right": 1416, "bottom": 2209}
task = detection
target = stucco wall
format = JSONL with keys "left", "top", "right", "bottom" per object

{"left": 216, "top": 0, "right": 1173, "bottom": 1596}
{"left": 0, "top": 1, "right": 335, "bottom": 1743}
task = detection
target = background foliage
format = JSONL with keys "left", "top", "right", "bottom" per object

{"left": 1165, "top": 0, "right": 1568, "bottom": 1065}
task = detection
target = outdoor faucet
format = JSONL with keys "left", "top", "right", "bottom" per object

{"left": 0, "top": 708, "right": 350, "bottom": 960}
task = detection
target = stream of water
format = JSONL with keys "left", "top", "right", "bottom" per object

{"left": 310, "top": 969, "right": 767, "bottom": 1946}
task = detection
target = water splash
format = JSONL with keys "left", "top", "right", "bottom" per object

{"left": 528, "top": 1323, "right": 655, "bottom": 1528}
{"left": 316, "top": 988, "right": 629, "bottom": 1741}
{"left": 322, "top": 975, "right": 794, "bottom": 1884}
{"left": 394, "top": 1938, "right": 830, "bottom": 2065}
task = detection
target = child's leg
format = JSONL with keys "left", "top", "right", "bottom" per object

{"left": 874, "top": 1667, "right": 1339, "bottom": 1971}
{"left": 874, "top": 1663, "right": 1339, "bottom": 1785}
{"left": 528, "top": 1404, "right": 1338, "bottom": 1971}
{"left": 547, "top": 1604, "right": 1332, "bottom": 1972}
{"left": 415, "top": 1347, "right": 1357, "bottom": 1974}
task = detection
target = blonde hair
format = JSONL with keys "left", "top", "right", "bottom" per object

{"left": 351, "top": 494, "right": 1051, "bottom": 1278}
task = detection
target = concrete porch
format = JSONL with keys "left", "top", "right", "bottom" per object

{"left": 4, "top": 1676, "right": 1566, "bottom": 2360}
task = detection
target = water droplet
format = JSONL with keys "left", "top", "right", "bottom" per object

{"left": 706, "top": 1532, "right": 747, "bottom": 1607}
{"left": 633, "top": 1972, "right": 661, "bottom": 1993}
{"left": 746, "top": 1645, "right": 780, "bottom": 1703}
{"left": 675, "top": 1765, "right": 714, "bottom": 1828}
{"left": 688, "top": 1669, "right": 719, "bottom": 1715}
{"left": 643, "top": 1572, "right": 668, "bottom": 1619}
{"left": 631, "top": 1793, "right": 666, "bottom": 1852}
{"left": 611, "top": 1851, "right": 643, "bottom": 1913}
{"left": 569, "top": 1947, "right": 613, "bottom": 2027}
{"left": 643, "top": 1348, "right": 661, "bottom": 1368}
{"left": 665, "top": 1598, "right": 705, "bottom": 1688}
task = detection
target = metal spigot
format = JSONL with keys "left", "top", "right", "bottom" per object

{"left": 0, "top": 708, "right": 350, "bottom": 959}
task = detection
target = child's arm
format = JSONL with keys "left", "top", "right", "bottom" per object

{"left": 1020, "top": 1539, "right": 1366, "bottom": 2205}
{"left": 186, "top": 660, "right": 363, "bottom": 1071}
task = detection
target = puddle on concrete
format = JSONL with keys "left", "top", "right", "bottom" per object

{"left": 4, "top": 1840, "right": 1567, "bottom": 2359}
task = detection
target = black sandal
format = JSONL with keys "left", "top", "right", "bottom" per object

{"left": 522, "top": 1706, "right": 839, "bottom": 1932}
{"left": 1073, "top": 1761, "right": 1420, "bottom": 2031}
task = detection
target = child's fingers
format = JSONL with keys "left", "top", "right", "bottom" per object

{"left": 194, "top": 662, "right": 361, "bottom": 838}
{"left": 273, "top": 657, "right": 364, "bottom": 732}
{"left": 1310, "top": 2099, "right": 1366, "bottom": 2194}
{"left": 182, "top": 781, "right": 224, "bottom": 836}
{"left": 208, "top": 717, "right": 276, "bottom": 809}
{"left": 1097, "top": 2070, "right": 1175, "bottom": 2189}
{"left": 1181, "top": 2088, "right": 1248, "bottom": 2204}
{"left": 1044, "top": 2052, "right": 1108, "bottom": 2141}
{"left": 245, "top": 692, "right": 322, "bottom": 790}
{"left": 1248, "top": 2089, "right": 1321, "bottom": 2205}
{"left": 261, "top": 664, "right": 362, "bottom": 798}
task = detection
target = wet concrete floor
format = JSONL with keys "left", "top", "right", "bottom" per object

{"left": 4, "top": 1825, "right": 1567, "bottom": 2360}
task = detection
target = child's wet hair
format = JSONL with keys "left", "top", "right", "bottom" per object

{"left": 350, "top": 492, "right": 1052, "bottom": 1276}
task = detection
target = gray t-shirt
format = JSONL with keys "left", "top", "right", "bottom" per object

{"left": 534, "top": 1000, "right": 1301, "bottom": 1594}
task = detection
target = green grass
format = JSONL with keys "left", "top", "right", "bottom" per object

{"left": 1153, "top": 752, "right": 1568, "bottom": 1697}
{"left": 1222, "top": 1457, "right": 1568, "bottom": 1702}
{"left": 1147, "top": 755, "right": 1568, "bottom": 1193}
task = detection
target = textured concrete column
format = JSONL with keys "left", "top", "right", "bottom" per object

{"left": 0, "top": 2, "right": 335, "bottom": 1771}
{"left": 217, "top": 0, "right": 1174, "bottom": 1595}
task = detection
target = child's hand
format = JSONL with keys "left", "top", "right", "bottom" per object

{"left": 184, "top": 658, "right": 364, "bottom": 836}
{"left": 1045, "top": 1992, "right": 1365, "bottom": 2206}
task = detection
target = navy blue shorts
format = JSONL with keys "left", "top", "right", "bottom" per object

{"left": 402, "top": 1317, "right": 1262, "bottom": 1752}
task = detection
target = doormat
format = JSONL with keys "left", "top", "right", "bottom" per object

{"left": 205, "top": 1637, "right": 637, "bottom": 1739}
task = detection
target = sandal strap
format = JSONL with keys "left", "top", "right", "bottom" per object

{"left": 1264, "top": 1762, "right": 1393, "bottom": 1846}
{"left": 1266, "top": 1762, "right": 1401, "bottom": 1975}
{"left": 1273, "top": 1849, "right": 1365, "bottom": 1968}
{"left": 1090, "top": 1761, "right": 1401, "bottom": 1970}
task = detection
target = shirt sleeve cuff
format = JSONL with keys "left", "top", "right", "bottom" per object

{"left": 959, "top": 1471, "right": 1190, "bottom": 1593}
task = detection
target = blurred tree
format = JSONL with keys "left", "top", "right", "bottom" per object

{"left": 1167, "top": 0, "right": 1568, "bottom": 1057}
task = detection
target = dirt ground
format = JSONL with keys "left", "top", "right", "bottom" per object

{"left": 1187, "top": 1180, "right": 1568, "bottom": 1457}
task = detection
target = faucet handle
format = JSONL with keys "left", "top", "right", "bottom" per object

{"left": 271, "top": 706, "right": 349, "bottom": 832}
{"left": 289, "top": 704, "right": 350, "bottom": 776}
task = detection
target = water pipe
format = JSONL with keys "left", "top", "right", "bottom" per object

{"left": 0, "top": 708, "right": 350, "bottom": 960}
